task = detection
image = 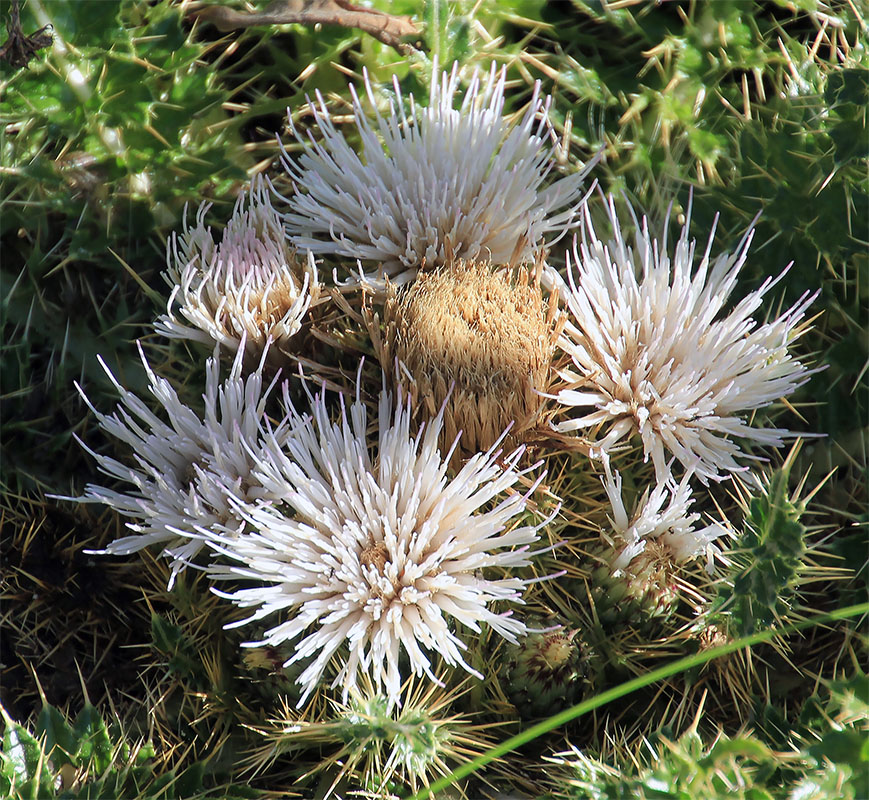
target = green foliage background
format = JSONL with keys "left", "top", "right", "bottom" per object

{"left": 1, "top": 0, "right": 866, "bottom": 797}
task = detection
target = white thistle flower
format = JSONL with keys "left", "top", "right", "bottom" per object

{"left": 64, "top": 342, "right": 280, "bottom": 587}
{"left": 556, "top": 197, "right": 819, "bottom": 484}
{"left": 156, "top": 176, "right": 319, "bottom": 359}
{"left": 206, "top": 378, "right": 554, "bottom": 705}
{"left": 279, "top": 60, "right": 595, "bottom": 285}
{"left": 601, "top": 464, "right": 725, "bottom": 573}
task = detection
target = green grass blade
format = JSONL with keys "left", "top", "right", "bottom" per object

{"left": 410, "top": 602, "right": 869, "bottom": 800}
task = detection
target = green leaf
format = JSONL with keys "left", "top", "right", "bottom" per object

{"left": 35, "top": 704, "right": 78, "bottom": 768}
{"left": 72, "top": 704, "right": 112, "bottom": 774}
{"left": 148, "top": 770, "right": 177, "bottom": 797}
{"left": 446, "top": 15, "right": 471, "bottom": 64}
{"left": 135, "top": 742, "right": 156, "bottom": 766}
{"left": 171, "top": 761, "right": 206, "bottom": 798}
{"left": 807, "top": 730, "right": 869, "bottom": 767}
{"left": 705, "top": 736, "right": 772, "bottom": 763}
{"left": 824, "top": 69, "right": 869, "bottom": 117}
{"left": 1, "top": 712, "right": 54, "bottom": 797}
{"left": 790, "top": 763, "right": 856, "bottom": 800}
{"left": 423, "top": 0, "right": 448, "bottom": 62}
{"left": 150, "top": 613, "right": 184, "bottom": 654}
{"left": 41, "top": 0, "right": 125, "bottom": 50}
{"left": 829, "top": 120, "right": 869, "bottom": 166}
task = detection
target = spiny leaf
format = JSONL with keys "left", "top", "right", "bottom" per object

{"left": 150, "top": 612, "right": 203, "bottom": 682}
{"left": 35, "top": 703, "right": 77, "bottom": 769}
{"left": 72, "top": 703, "right": 112, "bottom": 774}
{"left": 713, "top": 461, "right": 810, "bottom": 636}
{"left": 166, "top": 761, "right": 205, "bottom": 799}
{"left": 1, "top": 705, "right": 54, "bottom": 798}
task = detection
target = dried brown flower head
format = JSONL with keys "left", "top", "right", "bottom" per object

{"left": 380, "top": 256, "right": 564, "bottom": 462}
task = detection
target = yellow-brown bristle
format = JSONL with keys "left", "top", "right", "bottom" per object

{"left": 382, "top": 256, "right": 563, "bottom": 463}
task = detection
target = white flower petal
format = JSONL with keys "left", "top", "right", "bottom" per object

{"left": 280, "top": 60, "right": 595, "bottom": 284}
{"left": 207, "top": 378, "right": 548, "bottom": 705}
{"left": 556, "top": 197, "right": 819, "bottom": 483}
{"left": 156, "top": 176, "right": 319, "bottom": 358}
{"left": 61, "top": 342, "right": 280, "bottom": 586}
{"left": 601, "top": 465, "right": 725, "bottom": 568}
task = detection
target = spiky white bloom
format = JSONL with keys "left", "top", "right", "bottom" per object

{"left": 206, "top": 378, "right": 554, "bottom": 705}
{"left": 65, "top": 343, "right": 280, "bottom": 586}
{"left": 601, "top": 465, "right": 725, "bottom": 573}
{"left": 156, "top": 176, "right": 319, "bottom": 359}
{"left": 279, "top": 60, "right": 595, "bottom": 285}
{"left": 556, "top": 197, "right": 819, "bottom": 484}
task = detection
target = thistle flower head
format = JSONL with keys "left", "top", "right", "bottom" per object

{"left": 585, "top": 465, "right": 724, "bottom": 626}
{"left": 601, "top": 464, "right": 725, "bottom": 573}
{"left": 502, "top": 616, "right": 585, "bottom": 718}
{"left": 380, "top": 256, "right": 563, "bottom": 460}
{"left": 207, "top": 374, "right": 553, "bottom": 704}
{"left": 67, "top": 342, "right": 279, "bottom": 586}
{"left": 280, "top": 60, "right": 594, "bottom": 285}
{"left": 556, "top": 197, "right": 819, "bottom": 484}
{"left": 156, "top": 176, "right": 319, "bottom": 361}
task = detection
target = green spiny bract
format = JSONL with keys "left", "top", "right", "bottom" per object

{"left": 502, "top": 617, "right": 588, "bottom": 719}
{"left": 340, "top": 694, "right": 450, "bottom": 781}
{"left": 246, "top": 679, "right": 490, "bottom": 796}
{"left": 712, "top": 460, "right": 809, "bottom": 637}
{"left": 587, "top": 540, "right": 680, "bottom": 631}
{"left": 0, "top": 695, "right": 257, "bottom": 800}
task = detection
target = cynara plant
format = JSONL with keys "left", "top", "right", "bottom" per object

{"left": 2, "top": 1, "right": 865, "bottom": 798}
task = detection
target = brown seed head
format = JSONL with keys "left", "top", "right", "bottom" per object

{"left": 382, "top": 256, "right": 563, "bottom": 462}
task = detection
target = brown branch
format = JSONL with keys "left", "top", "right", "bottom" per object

{"left": 191, "top": 0, "right": 420, "bottom": 53}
